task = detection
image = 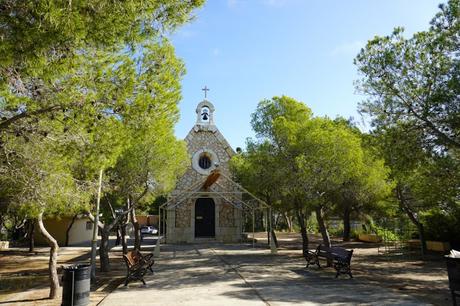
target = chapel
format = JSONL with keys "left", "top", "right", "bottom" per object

{"left": 163, "top": 98, "right": 243, "bottom": 243}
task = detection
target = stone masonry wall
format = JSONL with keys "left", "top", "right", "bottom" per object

{"left": 167, "top": 124, "right": 242, "bottom": 243}
{"left": 175, "top": 199, "right": 192, "bottom": 228}
{"left": 219, "top": 202, "right": 235, "bottom": 227}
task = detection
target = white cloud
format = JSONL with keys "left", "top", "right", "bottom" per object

{"left": 330, "top": 41, "right": 365, "bottom": 57}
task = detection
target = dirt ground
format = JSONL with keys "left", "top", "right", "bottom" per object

{"left": 257, "top": 232, "right": 451, "bottom": 305}
{"left": 0, "top": 233, "right": 452, "bottom": 305}
{"left": 0, "top": 243, "right": 128, "bottom": 306}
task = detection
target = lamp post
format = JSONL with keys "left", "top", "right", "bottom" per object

{"left": 90, "top": 169, "right": 103, "bottom": 282}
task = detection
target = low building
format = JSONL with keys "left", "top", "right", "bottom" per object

{"left": 136, "top": 215, "right": 159, "bottom": 227}
{"left": 36, "top": 215, "right": 94, "bottom": 246}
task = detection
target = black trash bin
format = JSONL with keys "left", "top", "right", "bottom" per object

{"left": 61, "top": 264, "right": 91, "bottom": 306}
{"left": 446, "top": 256, "right": 460, "bottom": 306}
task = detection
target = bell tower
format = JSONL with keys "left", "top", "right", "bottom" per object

{"left": 196, "top": 100, "right": 215, "bottom": 126}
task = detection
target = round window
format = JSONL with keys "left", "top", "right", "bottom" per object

{"left": 198, "top": 154, "right": 212, "bottom": 169}
{"left": 192, "top": 149, "right": 219, "bottom": 175}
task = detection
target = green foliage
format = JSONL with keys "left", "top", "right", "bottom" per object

{"left": 0, "top": 1, "right": 202, "bottom": 223}
{"left": 355, "top": 0, "right": 460, "bottom": 151}
{"left": 230, "top": 140, "right": 284, "bottom": 207}
{"left": 362, "top": 218, "right": 400, "bottom": 241}
{"left": 103, "top": 40, "right": 188, "bottom": 211}
{"left": 0, "top": 134, "right": 91, "bottom": 219}
{"left": 109, "top": 118, "right": 188, "bottom": 207}
{"left": 0, "top": 1, "right": 201, "bottom": 299}
{"left": 356, "top": 0, "right": 460, "bottom": 247}
{"left": 421, "top": 207, "right": 460, "bottom": 242}
{"left": 349, "top": 229, "right": 360, "bottom": 240}
{"left": 328, "top": 224, "right": 344, "bottom": 238}
{"left": 148, "top": 196, "right": 168, "bottom": 215}
{"left": 0, "top": 0, "right": 203, "bottom": 164}
{"left": 232, "top": 96, "right": 392, "bottom": 245}
{"left": 373, "top": 225, "right": 400, "bottom": 242}
{"left": 0, "top": 0, "right": 204, "bottom": 82}
{"left": 251, "top": 96, "right": 313, "bottom": 141}
{"left": 306, "top": 213, "right": 319, "bottom": 233}
{"left": 295, "top": 118, "right": 367, "bottom": 198}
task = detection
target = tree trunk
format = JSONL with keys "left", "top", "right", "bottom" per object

{"left": 37, "top": 212, "right": 59, "bottom": 299}
{"left": 129, "top": 197, "right": 141, "bottom": 251}
{"left": 285, "top": 213, "right": 293, "bottom": 232}
{"left": 295, "top": 208, "right": 309, "bottom": 256}
{"left": 99, "top": 228, "right": 110, "bottom": 272}
{"left": 65, "top": 214, "right": 78, "bottom": 247}
{"left": 271, "top": 229, "right": 279, "bottom": 248}
{"left": 316, "top": 206, "right": 332, "bottom": 266}
{"left": 316, "top": 206, "right": 331, "bottom": 248}
{"left": 274, "top": 213, "right": 281, "bottom": 229}
{"left": 255, "top": 211, "right": 264, "bottom": 231}
{"left": 115, "top": 226, "right": 121, "bottom": 246}
{"left": 121, "top": 198, "right": 130, "bottom": 254}
{"left": 416, "top": 223, "right": 427, "bottom": 255}
{"left": 12, "top": 219, "right": 26, "bottom": 241}
{"left": 396, "top": 184, "right": 427, "bottom": 255}
{"left": 86, "top": 205, "right": 133, "bottom": 273}
{"left": 343, "top": 205, "right": 351, "bottom": 242}
{"left": 28, "top": 220, "right": 35, "bottom": 252}
{"left": 121, "top": 222, "right": 128, "bottom": 254}
{"left": 269, "top": 209, "right": 279, "bottom": 248}
{"left": 404, "top": 207, "right": 427, "bottom": 255}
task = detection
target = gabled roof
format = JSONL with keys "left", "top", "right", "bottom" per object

{"left": 160, "top": 170, "right": 269, "bottom": 211}
{"left": 185, "top": 123, "right": 235, "bottom": 157}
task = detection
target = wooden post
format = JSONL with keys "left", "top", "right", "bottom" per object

{"left": 158, "top": 208, "right": 161, "bottom": 238}
{"left": 90, "top": 169, "right": 103, "bottom": 282}
{"left": 155, "top": 208, "right": 161, "bottom": 257}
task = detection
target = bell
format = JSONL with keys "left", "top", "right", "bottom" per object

{"left": 202, "top": 113, "right": 209, "bottom": 121}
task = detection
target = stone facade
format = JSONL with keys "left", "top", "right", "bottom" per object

{"left": 166, "top": 100, "right": 242, "bottom": 243}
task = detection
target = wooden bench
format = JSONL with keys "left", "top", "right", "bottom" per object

{"left": 122, "top": 250, "right": 155, "bottom": 286}
{"left": 304, "top": 244, "right": 353, "bottom": 278}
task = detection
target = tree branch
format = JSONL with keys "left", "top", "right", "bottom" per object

{"left": 386, "top": 82, "right": 460, "bottom": 148}
{"left": 0, "top": 105, "right": 61, "bottom": 130}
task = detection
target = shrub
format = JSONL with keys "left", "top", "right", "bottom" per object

{"left": 372, "top": 225, "right": 400, "bottom": 241}
{"left": 328, "top": 225, "right": 344, "bottom": 238}
{"left": 350, "top": 229, "right": 360, "bottom": 239}
{"left": 306, "top": 213, "right": 319, "bottom": 233}
{"left": 0, "top": 231, "right": 7, "bottom": 241}
{"left": 421, "top": 208, "right": 460, "bottom": 243}
{"left": 365, "top": 218, "right": 400, "bottom": 241}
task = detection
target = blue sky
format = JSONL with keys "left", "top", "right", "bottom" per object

{"left": 171, "top": 0, "right": 441, "bottom": 149}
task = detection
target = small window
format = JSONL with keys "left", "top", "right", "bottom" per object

{"left": 86, "top": 221, "right": 93, "bottom": 230}
{"left": 199, "top": 154, "right": 212, "bottom": 169}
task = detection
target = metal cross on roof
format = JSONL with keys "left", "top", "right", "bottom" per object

{"left": 202, "top": 86, "right": 210, "bottom": 99}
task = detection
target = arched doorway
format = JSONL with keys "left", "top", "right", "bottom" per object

{"left": 195, "top": 198, "right": 215, "bottom": 237}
